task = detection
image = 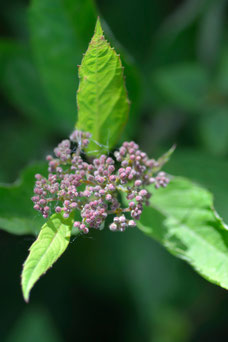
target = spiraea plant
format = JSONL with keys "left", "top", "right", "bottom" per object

{"left": 12, "top": 18, "right": 227, "bottom": 301}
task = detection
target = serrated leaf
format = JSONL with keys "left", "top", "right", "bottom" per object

{"left": 0, "top": 163, "right": 47, "bottom": 235}
{"left": 76, "top": 18, "right": 130, "bottom": 154}
{"left": 21, "top": 213, "right": 74, "bottom": 302}
{"left": 137, "top": 177, "right": 228, "bottom": 290}
{"left": 29, "top": 0, "right": 96, "bottom": 130}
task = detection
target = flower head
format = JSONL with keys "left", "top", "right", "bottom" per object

{"left": 32, "top": 130, "right": 170, "bottom": 234}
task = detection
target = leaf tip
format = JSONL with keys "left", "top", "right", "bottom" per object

{"left": 21, "top": 279, "right": 30, "bottom": 303}
{"left": 21, "top": 269, "right": 31, "bottom": 303}
{"left": 95, "top": 17, "right": 103, "bottom": 36}
{"left": 23, "top": 292, "right": 30, "bottom": 303}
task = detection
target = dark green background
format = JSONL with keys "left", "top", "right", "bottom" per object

{"left": 1, "top": 0, "right": 228, "bottom": 341}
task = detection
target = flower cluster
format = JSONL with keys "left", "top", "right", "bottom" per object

{"left": 32, "top": 130, "right": 170, "bottom": 234}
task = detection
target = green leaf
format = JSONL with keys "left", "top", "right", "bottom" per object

{"left": 21, "top": 213, "right": 74, "bottom": 302}
{"left": 0, "top": 40, "right": 57, "bottom": 128}
{"left": 138, "top": 177, "right": 228, "bottom": 290}
{"left": 0, "top": 163, "right": 47, "bottom": 235}
{"left": 29, "top": 0, "right": 97, "bottom": 130}
{"left": 76, "top": 18, "right": 130, "bottom": 154}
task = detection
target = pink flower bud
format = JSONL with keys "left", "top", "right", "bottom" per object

{"left": 108, "top": 165, "right": 115, "bottom": 174}
{"left": 106, "top": 157, "right": 114, "bottom": 164}
{"left": 31, "top": 196, "right": 39, "bottom": 202}
{"left": 106, "top": 194, "right": 112, "bottom": 201}
{"left": 121, "top": 160, "right": 128, "bottom": 167}
{"left": 83, "top": 190, "right": 90, "bottom": 197}
{"left": 139, "top": 189, "right": 147, "bottom": 197}
{"left": 118, "top": 168, "right": 125, "bottom": 174}
{"left": 64, "top": 200, "right": 70, "bottom": 207}
{"left": 109, "top": 223, "right": 117, "bottom": 231}
{"left": 135, "top": 180, "right": 142, "bottom": 187}
{"left": 135, "top": 195, "right": 142, "bottom": 202}
{"left": 119, "top": 215, "right": 126, "bottom": 223}
{"left": 128, "top": 220, "right": 136, "bottom": 227}
{"left": 119, "top": 147, "right": 126, "bottom": 156}
{"left": 120, "top": 172, "right": 126, "bottom": 179}
{"left": 109, "top": 175, "right": 116, "bottom": 181}
{"left": 108, "top": 184, "right": 115, "bottom": 191}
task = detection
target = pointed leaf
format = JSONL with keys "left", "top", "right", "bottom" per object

{"left": 138, "top": 177, "right": 228, "bottom": 289}
{"left": 76, "top": 18, "right": 130, "bottom": 154}
{"left": 21, "top": 213, "right": 73, "bottom": 301}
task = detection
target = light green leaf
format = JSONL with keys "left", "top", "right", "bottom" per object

{"left": 21, "top": 213, "right": 74, "bottom": 302}
{"left": 29, "top": 0, "right": 96, "bottom": 130}
{"left": 0, "top": 163, "right": 47, "bottom": 235}
{"left": 93, "top": 21, "right": 142, "bottom": 141}
{"left": 138, "top": 177, "right": 228, "bottom": 289}
{"left": 76, "top": 18, "right": 130, "bottom": 154}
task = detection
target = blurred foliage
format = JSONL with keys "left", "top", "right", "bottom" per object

{"left": 5, "top": 306, "right": 63, "bottom": 342}
{"left": 1, "top": 0, "right": 228, "bottom": 341}
{"left": 0, "top": 163, "right": 46, "bottom": 235}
